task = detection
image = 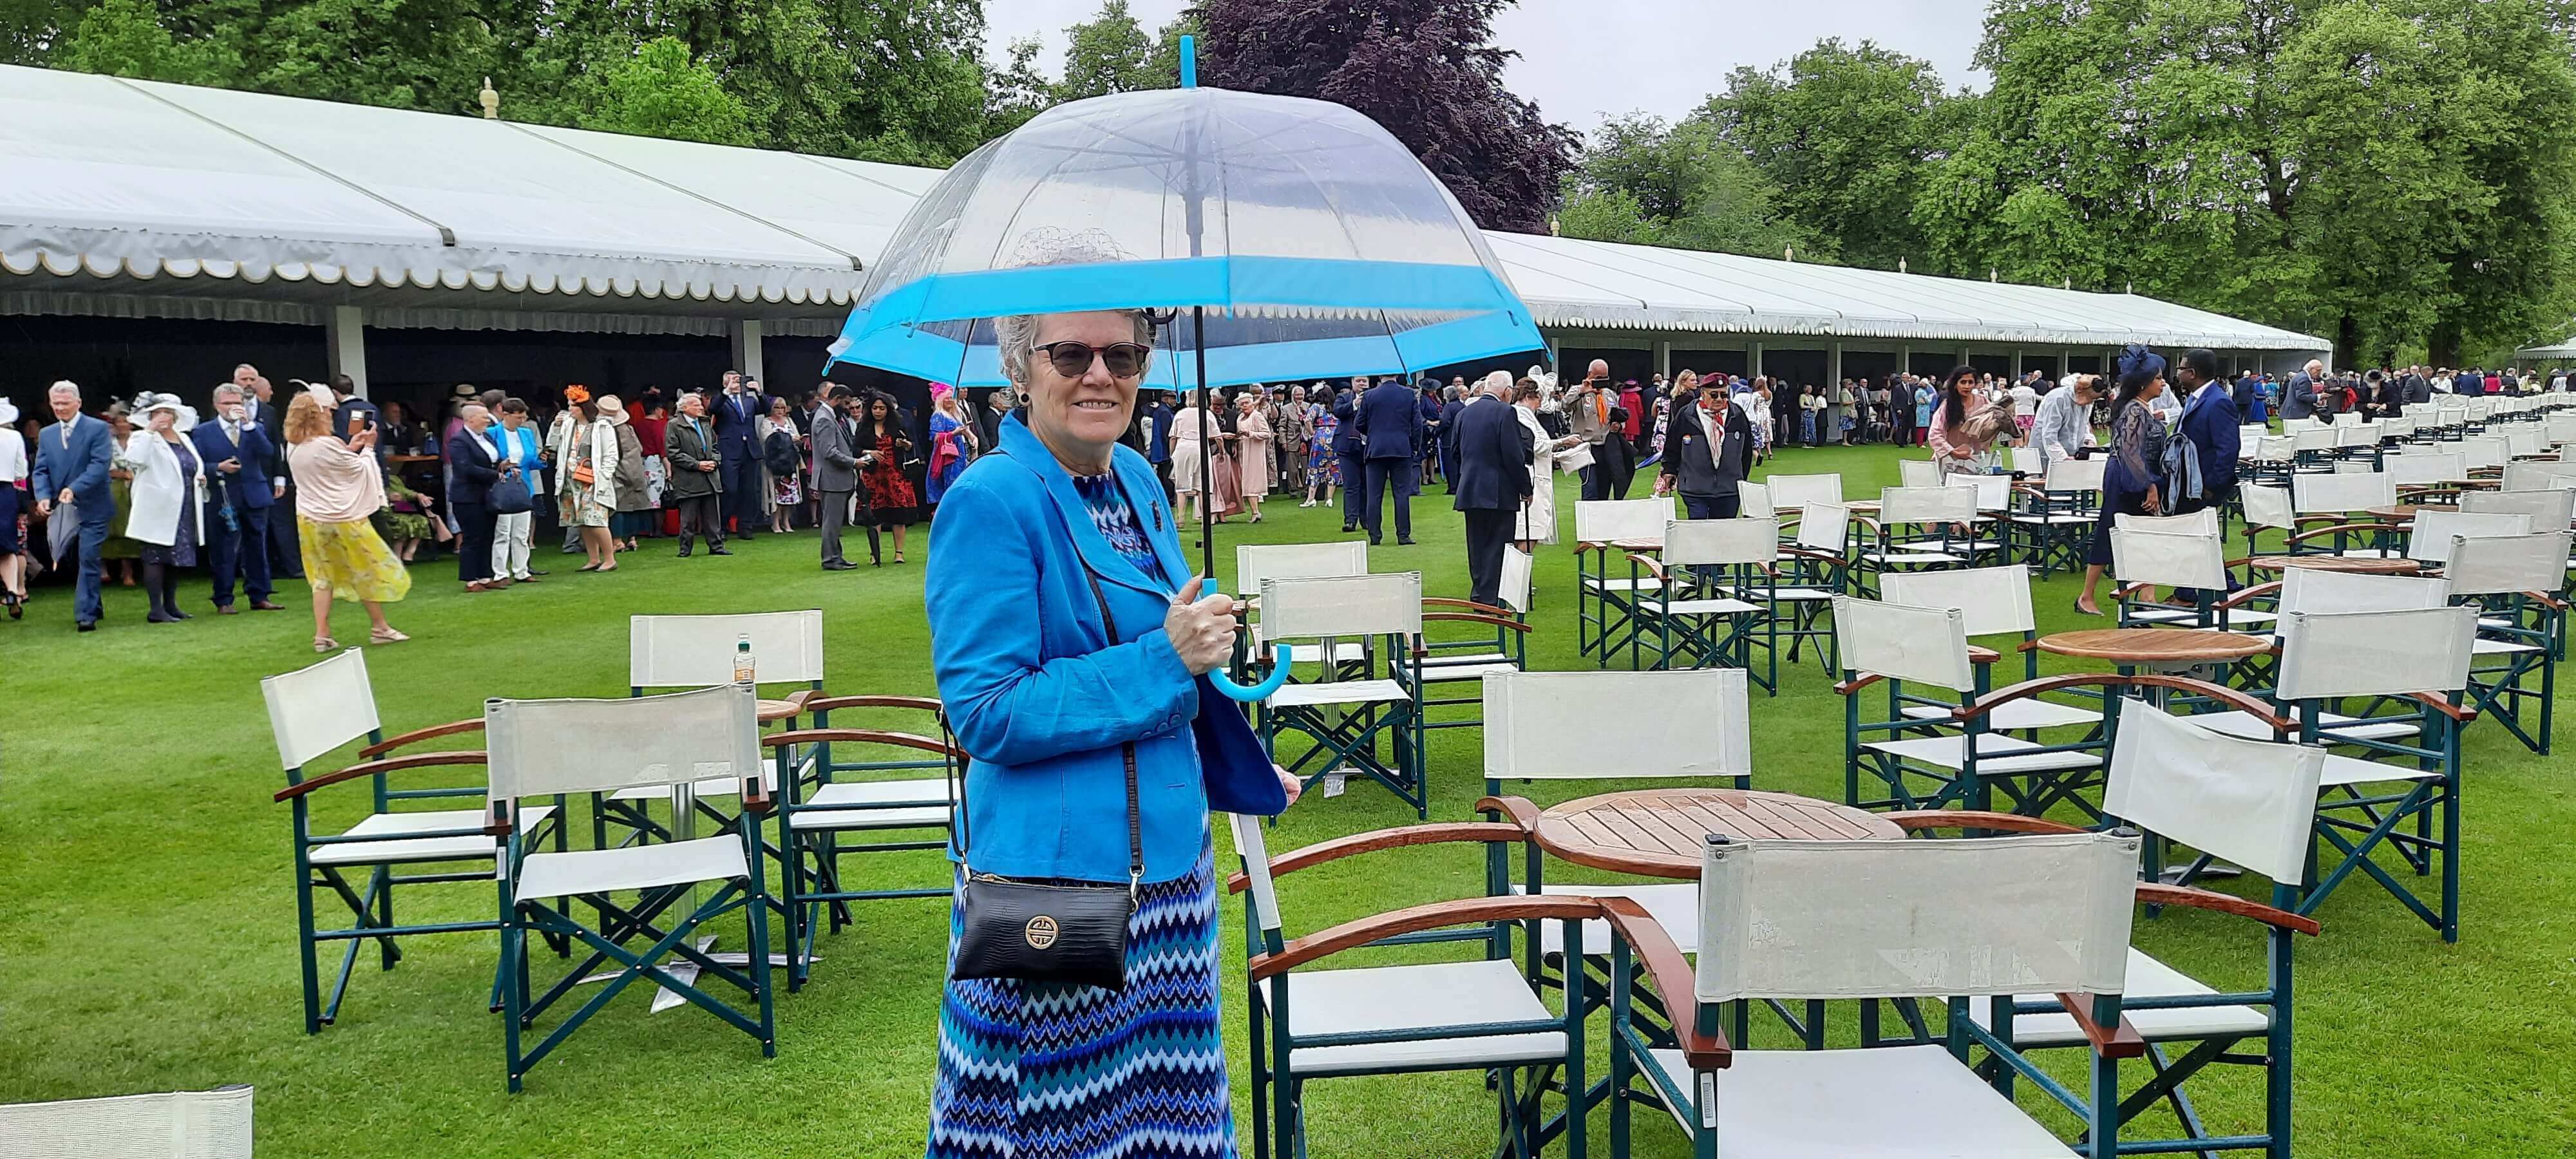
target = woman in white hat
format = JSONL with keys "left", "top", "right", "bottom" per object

{"left": 601, "top": 394, "right": 651, "bottom": 554}
{"left": 122, "top": 393, "right": 209, "bottom": 623}
{"left": 0, "top": 397, "right": 26, "bottom": 617}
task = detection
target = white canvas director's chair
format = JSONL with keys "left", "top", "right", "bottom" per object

{"left": 1237, "top": 540, "right": 1370, "bottom": 679}
{"left": 606, "top": 611, "right": 826, "bottom": 849}
{"left": 0, "top": 1085, "right": 253, "bottom": 1158}
{"left": 263, "top": 648, "right": 560, "bottom": 1034}
{"left": 489, "top": 683, "right": 775, "bottom": 1091}
{"left": 1574, "top": 497, "right": 1678, "bottom": 666}
{"left": 1602, "top": 831, "right": 2143, "bottom": 1158}
{"left": 1256, "top": 572, "right": 1431, "bottom": 816}
{"left": 1836, "top": 596, "right": 2104, "bottom": 818}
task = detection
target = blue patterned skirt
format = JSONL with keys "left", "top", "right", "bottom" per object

{"left": 927, "top": 843, "right": 1236, "bottom": 1159}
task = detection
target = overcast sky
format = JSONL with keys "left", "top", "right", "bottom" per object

{"left": 983, "top": 1, "right": 1993, "bottom": 137}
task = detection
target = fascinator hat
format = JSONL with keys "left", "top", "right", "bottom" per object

{"left": 2116, "top": 343, "right": 2168, "bottom": 384}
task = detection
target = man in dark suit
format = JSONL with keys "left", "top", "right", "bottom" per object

{"left": 231, "top": 363, "right": 301, "bottom": 578}
{"left": 2280, "top": 359, "right": 2324, "bottom": 420}
{"left": 1141, "top": 390, "right": 1176, "bottom": 502}
{"left": 1332, "top": 377, "right": 1369, "bottom": 532}
{"left": 1450, "top": 375, "right": 1531, "bottom": 607}
{"left": 2405, "top": 366, "right": 2432, "bottom": 408}
{"left": 192, "top": 382, "right": 285, "bottom": 614}
{"left": 445, "top": 402, "right": 504, "bottom": 590}
{"left": 1353, "top": 372, "right": 1426, "bottom": 545}
{"left": 811, "top": 386, "right": 877, "bottom": 569}
{"left": 30, "top": 381, "right": 117, "bottom": 630}
{"left": 667, "top": 391, "right": 729, "bottom": 556}
{"left": 709, "top": 370, "right": 772, "bottom": 540}
{"left": 2232, "top": 370, "right": 2260, "bottom": 420}
{"left": 1656, "top": 377, "right": 1753, "bottom": 520}
{"left": 2457, "top": 366, "right": 2486, "bottom": 396}
{"left": 1436, "top": 386, "right": 1468, "bottom": 494}
{"left": 2172, "top": 347, "right": 2240, "bottom": 518}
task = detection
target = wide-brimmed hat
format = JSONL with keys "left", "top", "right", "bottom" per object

{"left": 595, "top": 394, "right": 627, "bottom": 423}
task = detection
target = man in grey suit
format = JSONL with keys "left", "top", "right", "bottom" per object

{"left": 2280, "top": 358, "right": 2325, "bottom": 421}
{"left": 810, "top": 386, "right": 877, "bottom": 569}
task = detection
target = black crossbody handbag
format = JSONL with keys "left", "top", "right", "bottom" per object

{"left": 950, "top": 563, "right": 1142, "bottom": 992}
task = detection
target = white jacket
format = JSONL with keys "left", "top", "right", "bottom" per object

{"left": 122, "top": 430, "right": 207, "bottom": 547}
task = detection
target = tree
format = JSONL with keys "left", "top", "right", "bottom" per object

{"left": 1557, "top": 114, "right": 1814, "bottom": 258}
{"left": 582, "top": 35, "right": 750, "bottom": 145}
{"left": 985, "top": 35, "right": 1055, "bottom": 135}
{"left": 1707, "top": 39, "right": 1954, "bottom": 271}
{"left": 53, "top": 0, "right": 234, "bottom": 84}
{"left": 1057, "top": 0, "right": 1158, "bottom": 102}
{"left": 1197, "top": 0, "right": 1577, "bottom": 233}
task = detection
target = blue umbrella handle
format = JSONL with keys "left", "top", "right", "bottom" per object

{"left": 1210, "top": 644, "right": 1292, "bottom": 702}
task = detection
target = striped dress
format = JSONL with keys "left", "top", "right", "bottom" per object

{"left": 925, "top": 471, "right": 1238, "bottom": 1159}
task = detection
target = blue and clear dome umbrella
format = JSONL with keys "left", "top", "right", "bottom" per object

{"left": 829, "top": 41, "right": 1544, "bottom": 698}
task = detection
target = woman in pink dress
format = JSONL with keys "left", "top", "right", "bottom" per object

{"left": 1231, "top": 393, "right": 1272, "bottom": 523}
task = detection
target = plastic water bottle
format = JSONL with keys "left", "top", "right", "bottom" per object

{"left": 734, "top": 634, "right": 756, "bottom": 684}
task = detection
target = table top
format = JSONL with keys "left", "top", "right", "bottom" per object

{"left": 2035, "top": 628, "right": 2272, "bottom": 664}
{"left": 2244, "top": 554, "right": 2423, "bottom": 575}
{"left": 1533, "top": 788, "right": 1901, "bottom": 880}
{"left": 756, "top": 699, "right": 802, "bottom": 723}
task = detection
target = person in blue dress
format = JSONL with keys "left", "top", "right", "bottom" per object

{"left": 923, "top": 296, "right": 1302, "bottom": 1159}
{"left": 2074, "top": 346, "right": 2170, "bottom": 616}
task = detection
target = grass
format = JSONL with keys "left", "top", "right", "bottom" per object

{"left": 2, "top": 442, "right": 2571, "bottom": 1158}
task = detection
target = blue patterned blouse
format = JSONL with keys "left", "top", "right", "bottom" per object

{"left": 1071, "top": 471, "right": 1165, "bottom": 585}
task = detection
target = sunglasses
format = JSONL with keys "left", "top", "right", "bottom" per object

{"left": 1032, "top": 341, "right": 1153, "bottom": 379}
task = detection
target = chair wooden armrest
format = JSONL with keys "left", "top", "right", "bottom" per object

{"left": 1224, "top": 822, "right": 1527, "bottom": 895}
{"left": 1882, "top": 810, "right": 2089, "bottom": 836}
{"left": 1776, "top": 547, "right": 1849, "bottom": 568}
{"left": 2408, "top": 691, "right": 2476, "bottom": 722}
{"left": 1598, "top": 896, "right": 1730, "bottom": 1070}
{"left": 1424, "top": 611, "right": 1533, "bottom": 634}
{"left": 2054, "top": 992, "right": 2149, "bottom": 1059}
{"left": 2134, "top": 883, "right": 2321, "bottom": 935}
{"left": 1625, "top": 552, "right": 1671, "bottom": 582}
{"left": 2111, "top": 581, "right": 2154, "bottom": 600}
{"left": 485, "top": 800, "right": 513, "bottom": 838}
{"left": 274, "top": 751, "right": 486, "bottom": 802}
{"left": 2284, "top": 521, "right": 2393, "bottom": 547}
{"left": 1477, "top": 795, "right": 1541, "bottom": 833}
{"left": 1967, "top": 644, "right": 2000, "bottom": 665}
{"left": 779, "top": 688, "right": 822, "bottom": 713}
{"left": 1248, "top": 894, "right": 1605, "bottom": 979}
{"left": 2524, "top": 590, "right": 2573, "bottom": 611}
{"left": 1955, "top": 674, "right": 2289, "bottom": 733}
{"left": 760, "top": 728, "right": 963, "bottom": 757}
{"left": 2290, "top": 514, "right": 2345, "bottom": 531}
{"left": 2215, "top": 581, "right": 2283, "bottom": 610}
{"left": 1833, "top": 673, "right": 1884, "bottom": 696}
{"left": 360, "top": 717, "right": 484, "bottom": 757}
{"left": 741, "top": 775, "right": 776, "bottom": 816}
{"left": 1423, "top": 597, "right": 1517, "bottom": 617}
{"left": 803, "top": 694, "right": 943, "bottom": 716}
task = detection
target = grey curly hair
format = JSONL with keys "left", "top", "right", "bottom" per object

{"left": 991, "top": 227, "right": 1159, "bottom": 384}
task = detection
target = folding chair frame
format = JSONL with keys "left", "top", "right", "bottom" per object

{"left": 764, "top": 720, "right": 963, "bottom": 989}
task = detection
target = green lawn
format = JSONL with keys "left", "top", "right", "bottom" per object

{"left": 3, "top": 442, "right": 2571, "bottom": 1157}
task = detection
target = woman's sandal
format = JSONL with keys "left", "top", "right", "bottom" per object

{"left": 370, "top": 627, "right": 410, "bottom": 645}
{"left": 312, "top": 636, "right": 339, "bottom": 652}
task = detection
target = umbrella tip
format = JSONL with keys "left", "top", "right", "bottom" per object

{"left": 1179, "top": 34, "right": 1198, "bottom": 88}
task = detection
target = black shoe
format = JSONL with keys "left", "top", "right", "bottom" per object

{"left": 526, "top": 568, "right": 549, "bottom": 576}
{"left": 77, "top": 620, "right": 96, "bottom": 632}
{"left": 822, "top": 560, "right": 858, "bottom": 570}
{"left": 708, "top": 544, "right": 733, "bottom": 556}
{"left": 1368, "top": 537, "right": 1383, "bottom": 546}
{"left": 147, "top": 610, "right": 178, "bottom": 624}
{"left": 676, "top": 543, "right": 694, "bottom": 558}
{"left": 1342, "top": 523, "right": 1358, "bottom": 533}
{"left": 1397, "top": 538, "right": 1417, "bottom": 546}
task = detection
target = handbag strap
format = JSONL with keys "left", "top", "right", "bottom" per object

{"left": 951, "top": 450, "right": 1145, "bottom": 892}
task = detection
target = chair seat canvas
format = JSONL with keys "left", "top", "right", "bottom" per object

{"left": 789, "top": 778, "right": 954, "bottom": 831}
{"left": 1267, "top": 959, "right": 1564, "bottom": 1075}
{"left": 515, "top": 834, "right": 748, "bottom": 902}
{"left": 1902, "top": 699, "right": 2101, "bottom": 731}
{"left": 1968, "top": 948, "right": 2268, "bottom": 1047}
{"left": 1863, "top": 732, "right": 2103, "bottom": 774}
{"left": 2183, "top": 711, "right": 2413, "bottom": 743}
{"left": 312, "top": 806, "right": 557, "bottom": 867}
{"left": 609, "top": 776, "right": 748, "bottom": 803}
{"left": 1640, "top": 1043, "right": 2078, "bottom": 1157}
{"left": 1767, "top": 587, "right": 1839, "bottom": 601}
{"left": 1656, "top": 597, "right": 1764, "bottom": 617}
{"left": 2320, "top": 754, "right": 2444, "bottom": 787}
{"left": 1509, "top": 881, "right": 1700, "bottom": 957}
{"left": 1270, "top": 679, "right": 1410, "bottom": 708}
{"left": 1414, "top": 659, "right": 1523, "bottom": 684}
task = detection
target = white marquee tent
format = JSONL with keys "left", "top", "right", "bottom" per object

{"left": 0, "top": 63, "right": 2330, "bottom": 388}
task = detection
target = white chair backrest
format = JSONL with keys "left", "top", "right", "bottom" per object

{"left": 2508, "top": 428, "right": 2548, "bottom": 458}
{"left": 1766, "top": 473, "right": 1845, "bottom": 513}
{"left": 2459, "top": 437, "right": 2509, "bottom": 471}
{"left": 2277, "top": 607, "right": 2477, "bottom": 700}
{"left": 1882, "top": 563, "right": 2034, "bottom": 638}
{"left": 2291, "top": 426, "right": 2334, "bottom": 454}
{"left": 2385, "top": 452, "right": 2465, "bottom": 487}
{"left": 2330, "top": 460, "right": 2378, "bottom": 475}
{"left": 2443, "top": 530, "right": 2573, "bottom": 597}
{"left": 1497, "top": 546, "right": 1534, "bottom": 614}
{"left": 1832, "top": 596, "right": 1973, "bottom": 690}
{"left": 1898, "top": 458, "right": 1942, "bottom": 488}
{"left": 1258, "top": 572, "right": 1423, "bottom": 640}
{"left": 2276, "top": 567, "right": 2449, "bottom": 617}
{"left": 1948, "top": 473, "right": 2011, "bottom": 511}
{"left": 1693, "top": 833, "right": 2137, "bottom": 1003}
{"left": 1484, "top": 670, "right": 1750, "bottom": 784}
{"left": 486, "top": 683, "right": 763, "bottom": 802}
{"left": 2468, "top": 397, "right": 2499, "bottom": 421}
{"left": 2010, "top": 445, "right": 2044, "bottom": 476}
{"left": 2043, "top": 455, "right": 2108, "bottom": 494}
{"left": 2546, "top": 413, "right": 2576, "bottom": 444}
{"left": 1879, "top": 484, "right": 1978, "bottom": 525}
{"left": 2235, "top": 424, "right": 2268, "bottom": 455}
{"left": 2293, "top": 471, "right": 2396, "bottom": 514}
{"left": 1236, "top": 540, "right": 1368, "bottom": 596}
{"left": 2252, "top": 435, "right": 2297, "bottom": 462}
{"left": 2109, "top": 528, "right": 2228, "bottom": 590}
{"left": 630, "top": 610, "right": 824, "bottom": 688}
{"left": 1736, "top": 480, "right": 1774, "bottom": 520}
{"left": 2407, "top": 510, "right": 2533, "bottom": 563}
{"left": 2113, "top": 507, "right": 2220, "bottom": 536}
{"left": 262, "top": 648, "right": 382, "bottom": 771}
{"left": 0, "top": 1086, "right": 254, "bottom": 1159}
{"left": 2335, "top": 422, "right": 2381, "bottom": 449}
{"left": 1662, "top": 517, "right": 1779, "bottom": 569}
{"left": 2500, "top": 460, "right": 2576, "bottom": 493}
{"left": 2106, "top": 701, "right": 2324, "bottom": 887}
{"left": 2461, "top": 487, "right": 2576, "bottom": 527}
{"left": 2240, "top": 482, "right": 2294, "bottom": 531}
{"left": 2333, "top": 411, "right": 2362, "bottom": 427}
{"left": 2385, "top": 413, "right": 2418, "bottom": 438}
{"left": 1795, "top": 502, "right": 1851, "bottom": 552}
{"left": 1226, "top": 812, "right": 1283, "bottom": 932}
{"left": 1573, "top": 497, "right": 1676, "bottom": 545}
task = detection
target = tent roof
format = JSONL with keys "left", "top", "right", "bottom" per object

{"left": 0, "top": 64, "right": 2328, "bottom": 350}
{"left": 2516, "top": 339, "right": 2576, "bottom": 360}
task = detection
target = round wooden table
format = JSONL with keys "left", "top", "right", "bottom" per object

{"left": 1533, "top": 788, "right": 1901, "bottom": 880}
{"left": 2036, "top": 628, "right": 2271, "bottom": 668}
{"left": 756, "top": 699, "right": 805, "bottom": 724}
{"left": 2244, "top": 554, "right": 2423, "bottom": 575}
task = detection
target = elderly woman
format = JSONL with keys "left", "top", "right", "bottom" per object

{"left": 1232, "top": 390, "right": 1273, "bottom": 522}
{"left": 121, "top": 394, "right": 209, "bottom": 623}
{"left": 283, "top": 391, "right": 407, "bottom": 649}
{"left": 603, "top": 395, "right": 652, "bottom": 552}
{"left": 922, "top": 303, "right": 1298, "bottom": 1159}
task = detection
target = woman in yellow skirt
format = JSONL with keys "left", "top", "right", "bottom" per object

{"left": 283, "top": 391, "right": 410, "bottom": 651}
